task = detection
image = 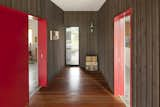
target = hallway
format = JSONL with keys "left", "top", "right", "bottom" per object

{"left": 29, "top": 67, "right": 125, "bottom": 107}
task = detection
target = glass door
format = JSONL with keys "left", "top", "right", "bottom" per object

{"left": 66, "top": 27, "right": 79, "bottom": 65}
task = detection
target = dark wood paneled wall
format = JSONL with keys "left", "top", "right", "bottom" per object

{"left": 44, "top": 0, "right": 65, "bottom": 83}
{"left": 0, "top": 0, "right": 43, "bottom": 17}
{"left": 97, "top": 4, "right": 106, "bottom": 80}
{"left": 64, "top": 12, "right": 98, "bottom": 67}
{"left": 0, "top": 0, "right": 65, "bottom": 84}
{"left": 0, "top": 1, "right": 159, "bottom": 107}
{"left": 97, "top": 0, "right": 159, "bottom": 107}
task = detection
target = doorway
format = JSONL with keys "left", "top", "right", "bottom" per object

{"left": 0, "top": 5, "right": 47, "bottom": 106}
{"left": 114, "top": 9, "right": 133, "bottom": 107}
{"left": 28, "top": 16, "right": 48, "bottom": 98}
{"left": 66, "top": 27, "right": 79, "bottom": 66}
{"left": 123, "top": 15, "right": 131, "bottom": 107}
{"left": 28, "top": 16, "right": 39, "bottom": 97}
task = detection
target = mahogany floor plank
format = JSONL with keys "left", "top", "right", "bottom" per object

{"left": 29, "top": 67, "right": 125, "bottom": 107}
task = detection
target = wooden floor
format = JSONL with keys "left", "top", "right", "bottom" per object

{"left": 29, "top": 67, "right": 125, "bottom": 107}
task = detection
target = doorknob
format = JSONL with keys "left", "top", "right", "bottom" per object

{"left": 41, "top": 53, "right": 43, "bottom": 59}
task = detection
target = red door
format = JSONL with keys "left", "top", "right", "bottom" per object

{"left": 38, "top": 19, "right": 47, "bottom": 87}
{"left": 114, "top": 16, "right": 125, "bottom": 96}
{"left": 0, "top": 6, "right": 28, "bottom": 107}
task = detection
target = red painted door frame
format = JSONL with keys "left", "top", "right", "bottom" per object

{"left": 114, "top": 8, "right": 133, "bottom": 107}
{"left": 114, "top": 19, "right": 124, "bottom": 96}
{"left": 0, "top": 5, "right": 47, "bottom": 107}
{"left": 0, "top": 5, "right": 29, "bottom": 107}
{"left": 28, "top": 15, "right": 48, "bottom": 87}
{"left": 38, "top": 18, "right": 47, "bottom": 87}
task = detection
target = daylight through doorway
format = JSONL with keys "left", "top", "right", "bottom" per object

{"left": 66, "top": 27, "right": 79, "bottom": 66}
{"left": 28, "top": 16, "right": 39, "bottom": 98}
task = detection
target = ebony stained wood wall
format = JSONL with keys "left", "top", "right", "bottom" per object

{"left": 0, "top": 0, "right": 42, "bottom": 17}
{"left": 64, "top": 12, "right": 98, "bottom": 67}
{"left": 0, "top": 0, "right": 65, "bottom": 83}
{"left": 97, "top": 0, "right": 159, "bottom": 107}
{"left": 44, "top": 0, "right": 65, "bottom": 82}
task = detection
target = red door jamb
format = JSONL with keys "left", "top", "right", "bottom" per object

{"left": 28, "top": 15, "right": 48, "bottom": 87}
{"left": 0, "top": 5, "right": 28, "bottom": 107}
{"left": 38, "top": 18, "right": 47, "bottom": 87}
{"left": 114, "top": 8, "right": 133, "bottom": 107}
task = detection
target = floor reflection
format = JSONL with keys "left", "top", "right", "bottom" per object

{"left": 29, "top": 64, "right": 38, "bottom": 97}
{"left": 29, "top": 67, "right": 125, "bottom": 107}
{"left": 68, "top": 67, "right": 80, "bottom": 92}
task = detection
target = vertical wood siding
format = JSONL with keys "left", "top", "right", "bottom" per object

{"left": 64, "top": 12, "right": 98, "bottom": 67}
{"left": 97, "top": 0, "right": 159, "bottom": 107}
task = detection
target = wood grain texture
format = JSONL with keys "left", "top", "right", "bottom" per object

{"left": 97, "top": 0, "right": 159, "bottom": 107}
{"left": 44, "top": 0, "right": 65, "bottom": 83}
{"left": 0, "top": 0, "right": 41, "bottom": 17}
{"left": 29, "top": 67, "right": 125, "bottom": 107}
{"left": 0, "top": 1, "right": 159, "bottom": 107}
{"left": 64, "top": 12, "right": 98, "bottom": 67}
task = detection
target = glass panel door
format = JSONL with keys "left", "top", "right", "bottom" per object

{"left": 66, "top": 27, "right": 79, "bottom": 65}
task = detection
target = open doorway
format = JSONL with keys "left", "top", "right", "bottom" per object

{"left": 28, "top": 15, "right": 47, "bottom": 99}
{"left": 28, "top": 16, "right": 39, "bottom": 97}
{"left": 66, "top": 27, "right": 79, "bottom": 66}
{"left": 123, "top": 15, "right": 131, "bottom": 107}
{"left": 28, "top": 16, "right": 48, "bottom": 97}
{"left": 114, "top": 9, "right": 133, "bottom": 107}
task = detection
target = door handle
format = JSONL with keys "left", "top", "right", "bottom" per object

{"left": 41, "top": 53, "right": 43, "bottom": 59}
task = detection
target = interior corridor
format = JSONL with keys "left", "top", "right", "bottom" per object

{"left": 29, "top": 67, "right": 125, "bottom": 107}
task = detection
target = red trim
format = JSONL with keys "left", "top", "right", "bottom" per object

{"left": 114, "top": 8, "right": 133, "bottom": 22}
{"left": 114, "top": 18, "right": 125, "bottom": 96}
{"left": 0, "top": 5, "right": 29, "bottom": 107}
{"left": 38, "top": 19, "right": 48, "bottom": 87}
{"left": 0, "top": 5, "right": 48, "bottom": 107}
{"left": 114, "top": 8, "right": 133, "bottom": 107}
